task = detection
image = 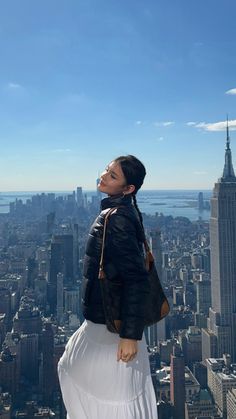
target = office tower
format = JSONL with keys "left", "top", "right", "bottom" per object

{"left": 191, "top": 252, "right": 203, "bottom": 269}
{"left": 198, "top": 192, "right": 204, "bottom": 211}
{"left": 173, "top": 286, "right": 184, "bottom": 306}
{"left": 159, "top": 339, "right": 176, "bottom": 365}
{"left": 179, "top": 326, "right": 202, "bottom": 368}
{"left": 162, "top": 253, "right": 169, "bottom": 269}
{"left": 64, "top": 287, "right": 80, "bottom": 314}
{"left": 206, "top": 356, "right": 236, "bottom": 418}
{"left": 193, "top": 362, "right": 207, "bottom": 389}
{"left": 53, "top": 235, "right": 73, "bottom": 281}
{"left": 13, "top": 297, "right": 42, "bottom": 334}
{"left": 150, "top": 230, "right": 162, "bottom": 278}
{"left": 157, "top": 401, "right": 174, "bottom": 419}
{"left": 146, "top": 319, "right": 166, "bottom": 346}
{"left": 48, "top": 240, "right": 63, "bottom": 313}
{"left": 76, "top": 187, "right": 83, "bottom": 207}
{"left": 41, "top": 322, "right": 54, "bottom": 405}
{"left": 0, "top": 392, "right": 12, "bottom": 418}
{"left": 3, "top": 332, "right": 21, "bottom": 392}
{"left": 170, "top": 344, "right": 186, "bottom": 419}
{"left": 73, "top": 223, "right": 79, "bottom": 278}
{"left": 196, "top": 277, "right": 211, "bottom": 315}
{"left": 46, "top": 211, "right": 55, "bottom": 235}
{"left": 48, "top": 234, "right": 74, "bottom": 312}
{"left": 202, "top": 122, "right": 236, "bottom": 361}
{"left": 180, "top": 268, "right": 188, "bottom": 284}
{"left": 0, "top": 288, "right": 11, "bottom": 328}
{"left": 203, "top": 247, "right": 211, "bottom": 274}
{"left": 227, "top": 388, "right": 236, "bottom": 419}
{"left": 36, "top": 246, "right": 49, "bottom": 277}
{"left": 56, "top": 273, "right": 64, "bottom": 325}
{"left": 156, "top": 364, "right": 200, "bottom": 404}
{"left": 20, "top": 333, "right": 39, "bottom": 383}
{"left": 34, "top": 275, "right": 47, "bottom": 308}
{"left": 0, "top": 314, "right": 6, "bottom": 348}
{"left": 0, "top": 346, "right": 17, "bottom": 398}
{"left": 185, "top": 389, "right": 220, "bottom": 419}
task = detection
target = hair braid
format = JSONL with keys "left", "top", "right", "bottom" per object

{"left": 132, "top": 193, "right": 145, "bottom": 235}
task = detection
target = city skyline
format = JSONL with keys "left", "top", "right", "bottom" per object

{"left": 0, "top": 1, "right": 236, "bottom": 191}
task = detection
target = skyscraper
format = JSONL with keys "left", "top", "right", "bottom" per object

{"left": 202, "top": 120, "right": 236, "bottom": 361}
{"left": 170, "top": 344, "right": 186, "bottom": 419}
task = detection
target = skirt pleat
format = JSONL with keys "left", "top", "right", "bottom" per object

{"left": 58, "top": 319, "right": 158, "bottom": 419}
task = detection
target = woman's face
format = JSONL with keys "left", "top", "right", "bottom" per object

{"left": 98, "top": 161, "right": 134, "bottom": 196}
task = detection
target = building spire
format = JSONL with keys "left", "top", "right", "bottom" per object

{"left": 226, "top": 114, "right": 230, "bottom": 150}
{"left": 221, "top": 117, "right": 236, "bottom": 182}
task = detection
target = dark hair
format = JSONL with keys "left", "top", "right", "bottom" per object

{"left": 113, "top": 155, "right": 146, "bottom": 231}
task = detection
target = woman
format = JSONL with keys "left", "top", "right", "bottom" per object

{"left": 58, "top": 155, "right": 158, "bottom": 419}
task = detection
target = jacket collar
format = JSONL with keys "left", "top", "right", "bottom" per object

{"left": 101, "top": 193, "right": 132, "bottom": 210}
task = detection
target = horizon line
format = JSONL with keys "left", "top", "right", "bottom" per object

{"left": 0, "top": 188, "right": 213, "bottom": 193}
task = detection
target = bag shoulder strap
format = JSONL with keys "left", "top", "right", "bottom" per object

{"left": 98, "top": 205, "right": 154, "bottom": 279}
{"left": 99, "top": 207, "right": 118, "bottom": 279}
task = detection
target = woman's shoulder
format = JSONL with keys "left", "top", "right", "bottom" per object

{"left": 106, "top": 205, "right": 145, "bottom": 242}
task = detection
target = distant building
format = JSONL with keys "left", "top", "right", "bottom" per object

{"left": 0, "top": 392, "right": 12, "bottom": 419}
{"left": 157, "top": 400, "right": 174, "bottom": 419}
{"left": 227, "top": 387, "right": 236, "bottom": 419}
{"left": 56, "top": 272, "right": 64, "bottom": 325}
{"left": 170, "top": 344, "right": 186, "bottom": 419}
{"left": 193, "top": 362, "right": 207, "bottom": 389}
{"left": 146, "top": 319, "right": 166, "bottom": 346}
{"left": 48, "top": 234, "right": 74, "bottom": 312}
{"left": 159, "top": 339, "right": 176, "bottom": 365}
{"left": 206, "top": 355, "right": 236, "bottom": 418}
{"left": 0, "top": 346, "right": 17, "bottom": 398}
{"left": 185, "top": 389, "right": 221, "bottom": 419}
{"left": 150, "top": 230, "right": 162, "bottom": 279}
{"left": 41, "top": 322, "right": 54, "bottom": 406}
{"left": 198, "top": 192, "right": 204, "bottom": 211}
{"left": 64, "top": 287, "right": 80, "bottom": 315}
{"left": 179, "top": 326, "right": 202, "bottom": 368}
{"left": 196, "top": 277, "right": 211, "bottom": 315}
{"left": 155, "top": 363, "right": 200, "bottom": 405}
{"left": 202, "top": 121, "right": 236, "bottom": 361}
{"left": 13, "top": 296, "right": 42, "bottom": 334}
{"left": 0, "top": 288, "right": 11, "bottom": 327}
{"left": 76, "top": 187, "right": 83, "bottom": 207}
{"left": 20, "top": 333, "right": 39, "bottom": 383}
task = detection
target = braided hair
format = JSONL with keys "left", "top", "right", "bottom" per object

{"left": 113, "top": 155, "right": 146, "bottom": 232}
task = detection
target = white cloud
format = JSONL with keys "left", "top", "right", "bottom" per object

{"left": 158, "top": 136, "right": 164, "bottom": 141}
{"left": 186, "top": 121, "right": 196, "bottom": 126}
{"left": 7, "top": 82, "right": 23, "bottom": 89}
{"left": 194, "top": 119, "right": 236, "bottom": 132}
{"left": 154, "top": 121, "right": 175, "bottom": 127}
{"left": 135, "top": 120, "right": 142, "bottom": 125}
{"left": 225, "top": 88, "right": 236, "bottom": 95}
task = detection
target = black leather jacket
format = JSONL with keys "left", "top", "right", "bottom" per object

{"left": 81, "top": 193, "right": 150, "bottom": 340}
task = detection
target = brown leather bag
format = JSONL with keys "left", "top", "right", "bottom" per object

{"left": 99, "top": 207, "right": 170, "bottom": 334}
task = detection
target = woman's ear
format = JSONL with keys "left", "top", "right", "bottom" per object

{"left": 123, "top": 184, "right": 135, "bottom": 195}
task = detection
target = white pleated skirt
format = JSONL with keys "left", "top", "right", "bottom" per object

{"left": 57, "top": 319, "right": 158, "bottom": 419}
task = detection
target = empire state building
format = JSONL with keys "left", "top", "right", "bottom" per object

{"left": 202, "top": 121, "right": 236, "bottom": 361}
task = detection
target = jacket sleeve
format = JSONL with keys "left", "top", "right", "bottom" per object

{"left": 106, "top": 212, "right": 150, "bottom": 340}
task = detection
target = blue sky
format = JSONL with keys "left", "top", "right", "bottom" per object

{"left": 1, "top": 0, "right": 236, "bottom": 191}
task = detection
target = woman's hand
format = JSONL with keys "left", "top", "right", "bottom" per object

{"left": 117, "top": 338, "right": 138, "bottom": 363}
